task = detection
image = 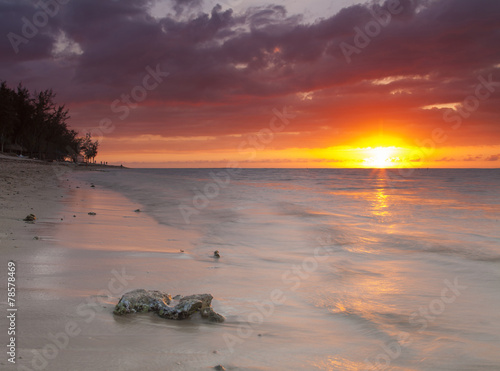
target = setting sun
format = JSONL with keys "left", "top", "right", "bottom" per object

{"left": 363, "top": 146, "right": 398, "bottom": 168}
{"left": 311, "top": 138, "right": 416, "bottom": 169}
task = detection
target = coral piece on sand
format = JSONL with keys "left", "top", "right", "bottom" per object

{"left": 114, "top": 289, "right": 225, "bottom": 323}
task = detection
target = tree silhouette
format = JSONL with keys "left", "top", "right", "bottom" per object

{"left": 81, "top": 133, "right": 99, "bottom": 163}
{"left": 0, "top": 82, "right": 17, "bottom": 152}
{"left": 0, "top": 80, "right": 82, "bottom": 160}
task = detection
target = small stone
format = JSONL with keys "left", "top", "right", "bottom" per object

{"left": 214, "top": 366, "right": 226, "bottom": 371}
{"left": 33, "top": 236, "right": 39, "bottom": 240}
{"left": 88, "top": 212, "right": 96, "bottom": 216}
{"left": 91, "top": 184, "right": 95, "bottom": 188}
{"left": 180, "top": 249, "right": 184, "bottom": 253}
{"left": 23, "top": 214, "right": 36, "bottom": 222}
{"left": 213, "top": 250, "right": 220, "bottom": 258}
{"left": 73, "top": 215, "right": 76, "bottom": 217}
{"left": 134, "top": 209, "right": 141, "bottom": 212}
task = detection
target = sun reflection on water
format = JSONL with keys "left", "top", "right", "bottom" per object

{"left": 373, "top": 188, "right": 389, "bottom": 217}
{"left": 310, "top": 355, "right": 367, "bottom": 371}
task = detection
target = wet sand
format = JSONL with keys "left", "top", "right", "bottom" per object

{"left": 0, "top": 158, "right": 267, "bottom": 371}
{"left": 1, "top": 157, "right": 72, "bottom": 369}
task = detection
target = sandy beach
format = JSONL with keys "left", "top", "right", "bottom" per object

{"left": 0, "top": 158, "right": 243, "bottom": 371}
{"left": 0, "top": 157, "right": 71, "bottom": 276}
{"left": 1, "top": 157, "right": 70, "bottom": 369}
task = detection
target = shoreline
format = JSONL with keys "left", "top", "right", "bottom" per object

{"left": 0, "top": 152, "right": 128, "bottom": 169}
{"left": 0, "top": 159, "right": 231, "bottom": 371}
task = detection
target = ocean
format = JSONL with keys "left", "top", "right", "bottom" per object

{"left": 67, "top": 167, "right": 500, "bottom": 370}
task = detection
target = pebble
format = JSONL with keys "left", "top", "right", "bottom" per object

{"left": 23, "top": 214, "right": 36, "bottom": 222}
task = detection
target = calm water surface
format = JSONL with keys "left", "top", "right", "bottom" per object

{"left": 77, "top": 168, "right": 500, "bottom": 370}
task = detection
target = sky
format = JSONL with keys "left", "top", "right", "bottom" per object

{"left": 1, "top": 0, "right": 499, "bottom": 168}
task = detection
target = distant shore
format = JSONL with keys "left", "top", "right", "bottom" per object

{"left": 0, "top": 152, "right": 127, "bottom": 169}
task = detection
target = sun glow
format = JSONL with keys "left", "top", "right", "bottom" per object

{"left": 311, "top": 134, "right": 413, "bottom": 168}
{"left": 363, "top": 146, "right": 399, "bottom": 168}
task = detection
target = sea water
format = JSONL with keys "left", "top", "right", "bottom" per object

{"left": 73, "top": 168, "right": 500, "bottom": 370}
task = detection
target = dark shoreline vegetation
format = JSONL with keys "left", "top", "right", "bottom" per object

{"left": 0, "top": 80, "right": 98, "bottom": 163}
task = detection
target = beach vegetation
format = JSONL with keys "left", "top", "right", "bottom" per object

{"left": 80, "top": 132, "right": 99, "bottom": 164}
{"left": 0, "top": 80, "right": 85, "bottom": 161}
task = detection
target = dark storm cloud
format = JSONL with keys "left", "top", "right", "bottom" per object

{"left": 0, "top": 0, "right": 60, "bottom": 61}
{"left": 0, "top": 0, "right": 499, "bottom": 145}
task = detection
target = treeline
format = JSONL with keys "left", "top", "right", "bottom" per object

{"left": 0, "top": 81, "right": 97, "bottom": 162}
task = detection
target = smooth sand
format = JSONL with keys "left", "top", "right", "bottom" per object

{"left": 1, "top": 157, "right": 71, "bottom": 369}
{"left": 0, "top": 158, "right": 240, "bottom": 371}
{"left": 0, "top": 156, "right": 71, "bottom": 264}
